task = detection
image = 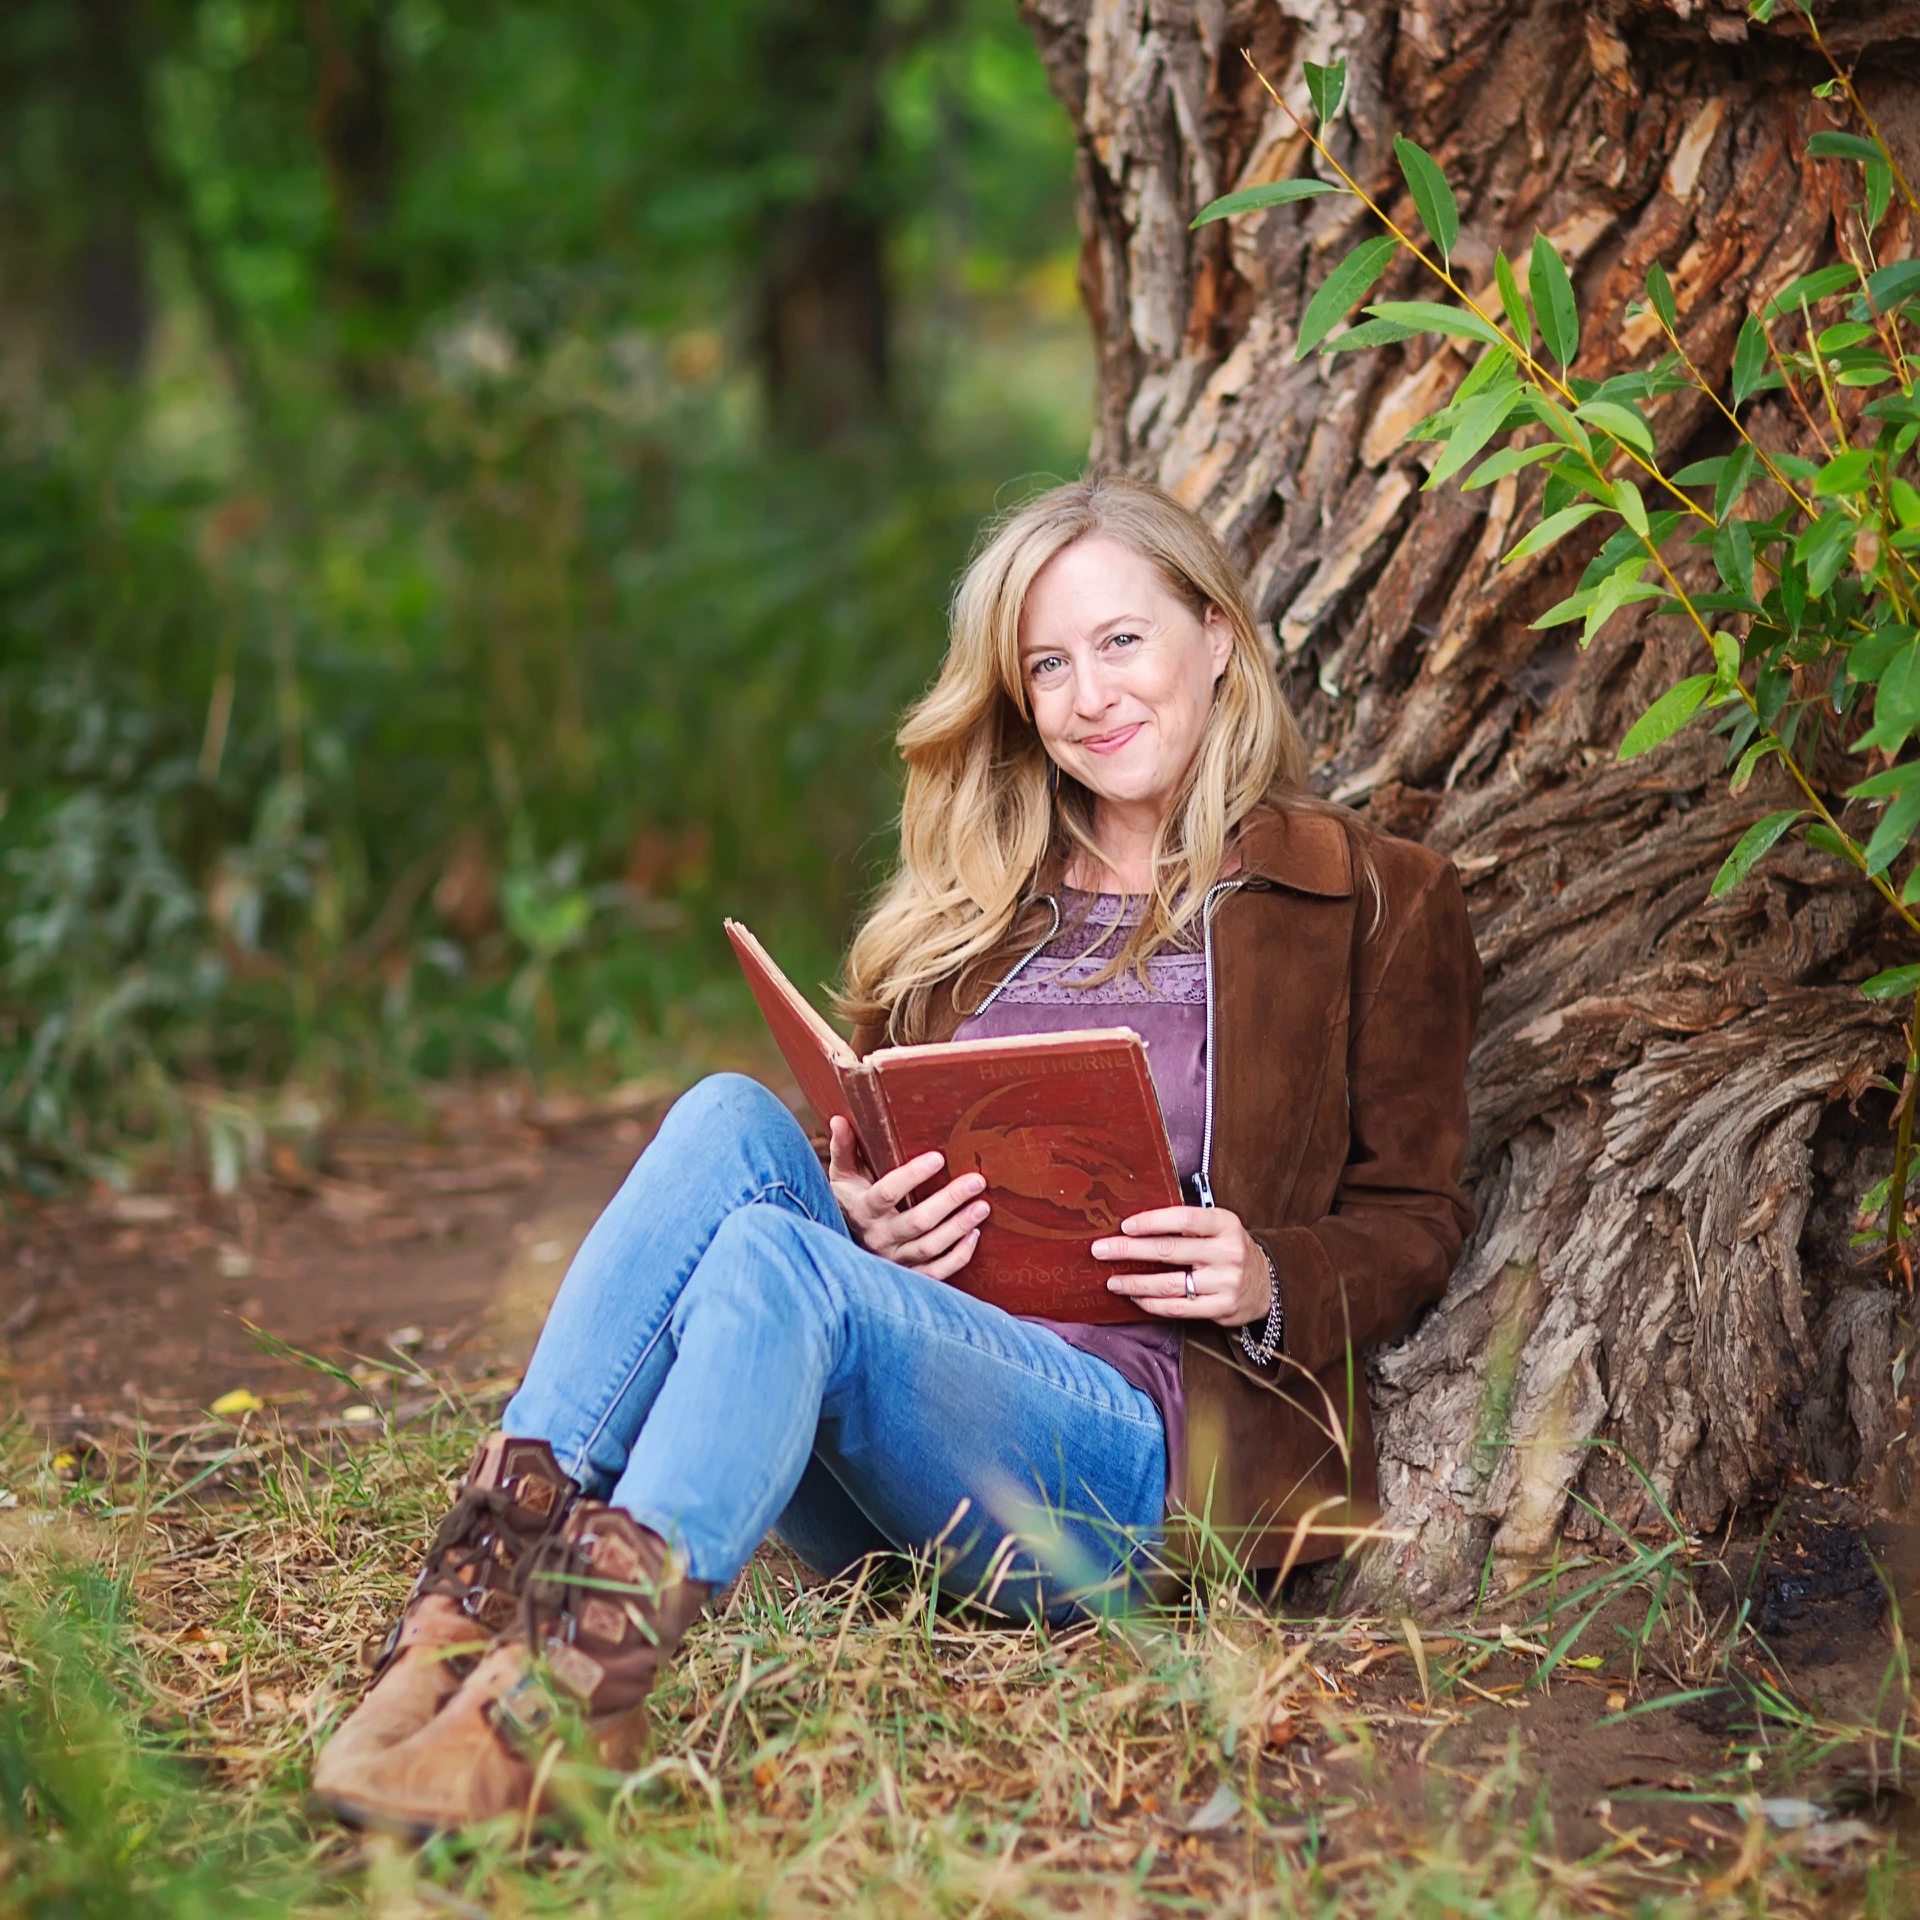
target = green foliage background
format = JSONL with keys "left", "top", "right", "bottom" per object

{"left": 0, "top": 0, "right": 1092, "bottom": 1185}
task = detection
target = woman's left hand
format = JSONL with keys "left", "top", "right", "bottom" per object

{"left": 1092, "top": 1206, "right": 1271, "bottom": 1325}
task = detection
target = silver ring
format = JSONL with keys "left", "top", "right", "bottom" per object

{"left": 1183, "top": 1269, "right": 1196, "bottom": 1299}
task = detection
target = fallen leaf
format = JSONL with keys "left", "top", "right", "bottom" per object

{"left": 341, "top": 1404, "right": 378, "bottom": 1423}
{"left": 1787, "top": 1818, "right": 1882, "bottom": 1859}
{"left": 1758, "top": 1796, "right": 1827, "bottom": 1830}
{"left": 210, "top": 1388, "right": 264, "bottom": 1417}
{"left": 1181, "top": 1782, "right": 1241, "bottom": 1834}
{"left": 1499, "top": 1622, "right": 1548, "bottom": 1657}
{"left": 1606, "top": 1691, "right": 1627, "bottom": 1711}
{"left": 1567, "top": 1654, "right": 1604, "bottom": 1670}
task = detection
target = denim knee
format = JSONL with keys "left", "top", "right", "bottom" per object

{"left": 679, "top": 1202, "right": 842, "bottom": 1347}
{"left": 659, "top": 1070, "right": 800, "bottom": 1149}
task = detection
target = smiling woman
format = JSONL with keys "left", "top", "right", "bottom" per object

{"left": 311, "top": 471, "right": 1482, "bottom": 1836}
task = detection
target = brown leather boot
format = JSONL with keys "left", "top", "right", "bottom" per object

{"left": 312, "top": 1434, "right": 576, "bottom": 1818}
{"left": 321, "top": 1502, "right": 709, "bottom": 1834}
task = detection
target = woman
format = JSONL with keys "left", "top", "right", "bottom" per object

{"left": 314, "top": 471, "right": 1480, "bottom": 1833}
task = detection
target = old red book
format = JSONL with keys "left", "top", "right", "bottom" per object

{"left": 725, "top": 919, "right": 1180, "bottom": 1323}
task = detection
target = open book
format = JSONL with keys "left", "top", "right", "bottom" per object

{"left": 726, "top": 920, "right": 1181, "bottom": 1324}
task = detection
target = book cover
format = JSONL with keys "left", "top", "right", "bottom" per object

{"left": 726, "top": 920, "right": 1180, "bottom": 1323}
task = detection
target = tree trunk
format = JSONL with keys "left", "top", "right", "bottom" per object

{"left": 753, "top": 0, "right": 894, "bottom": 445}
{"left": 1022, "top": 0, "right": 1920, "bottom": 1606}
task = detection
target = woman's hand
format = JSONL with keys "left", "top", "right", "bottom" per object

{"left": 1092, "top": 1206, "right": 1272, "bottom": 1325}
{"left": 828, "top": 1116, "right": 989, "bottom": 1279}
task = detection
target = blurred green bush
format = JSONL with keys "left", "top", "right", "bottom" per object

{"left": 0, "top": 0, "right": 1090, "bottom": 1186}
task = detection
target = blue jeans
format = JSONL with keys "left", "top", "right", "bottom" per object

{"left": 502, "top": 1073, "right": 1168, "bottom": 1620}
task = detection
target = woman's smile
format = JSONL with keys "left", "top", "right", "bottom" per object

{"left": 1077, "top": 720, "right": 1145, "bottom": 754}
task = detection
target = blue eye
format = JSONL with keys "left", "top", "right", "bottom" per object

{"left": 1028, "top": 654, "right": 1067, "bottom": 678}
{"left": 1108, "top": 631, "right": 1142, "bottom": 650}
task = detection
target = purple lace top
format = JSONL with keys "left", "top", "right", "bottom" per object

{"left": 953, "top": 888, "right": 1202, "bottom": 1501}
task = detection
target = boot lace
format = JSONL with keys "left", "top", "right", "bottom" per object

{"left": 414, "top": 1482, "right": 562, "bottom": 1609}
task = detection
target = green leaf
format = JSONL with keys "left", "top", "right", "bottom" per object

{"left": 1618, "top": 674, "right": 1714, "bottom": 760}
{"left": 1394, "top": 135, "right": 1460, "bottom": 264}
{"left": 1863, "top": 260, "right": 1920, "bottom": 317}
{"left": 1297, "top": 235, "right": 1398, "bottom": 360}
{"left": 1846, "top": 760, "right": 1920, "bottom": 800}
{"left": 1864, "top": 784, "right": 1920, "bottom": 875}
{"left": 1320, "top": 316, "right": 1418, "bottom": 353}
{"left": 1531, "top": 585, "right": 1598, "bottom": 629}
{"left": 1762, "top": 263, "right": 1860, "bottom": 319}
{"left": 1848, "top": 623, "right": 1917, "bottom": 684}
{"left": 1713, "top": 516, "right": 1755, "bottom": 599}
{"left": 1715, "top": 444, "right": 1757, "bottom": 524}
{"left": 1806, "top": 823, "right": 1850, "bottom": 859}
{"left": 1304, "top": 58, "right": 1347, "bottom": 126}
{"left": 1365, "top": 300, "right": 1506, "bottom": 347}
{"left": 1426, "top": 385, "right": 1525, "bottom": 489}
{"left": 1575, "top": 398, "right": 1657, "bottom": 458}
{"left": 1464, "top": 442, "right": 1561, "bottom": 490}
{"left": 1451, "top": 343, "right": 1518, "bottom": 405}
{"left": 1732, "top": 316, "right": 1769, "bottom": 407}
{"left": 1494, "top": 249, "right": 1529, "bottom": 345}
{"left": 1191, "top": 178, "right": 1343, "bottom": 228}
{"left": 1527, "top": 390, "right": 1592, "bottom": 458}
{"left": 1856, "top": 639, "right": 1920, "bottom": 755}
{"left": 1863, "top": 964, "right": 1920, "bottom": 1001}
{"left": 1581, "top": 565, "right": 1665, "bottom": 646}
{"left": 1805, "top": 131, "right": 1882, "bottom": 163}
{"left": 1729, "top": 740, "right": 1777, "bottom": 793}
{"left": 1709, "top": 628, "right": 1742, "bottom": 684}
{"left": 1893, "top": 478, "right": 1920, "bottom": 530}
{"left": 1813, "top": 448, "right": 1875, "bottom": 495}
{"left": 1711, "top": 810, "right": 1803, "bottom": 896}
{"left": 1867, "top": 159, "right": 1893, "bottom": 231}
{"left": 1612, "top": 477, "right": 1650, "bottom": 537}
{"left": 1530, "top": 235, "right": 1580, "bottom": 369}
{"left": 1504, "top": 502, "right": 1604, "bottom": 565}
{"left": 1795, "top": 507, "right": 1855, "bottom": 595}
{"left": 1646, "top": 261, "right": 1678, "bottom": 332}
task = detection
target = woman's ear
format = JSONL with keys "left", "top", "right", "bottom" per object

{"left": 1204, "top": 602, "right": 1235, "bottom": 681}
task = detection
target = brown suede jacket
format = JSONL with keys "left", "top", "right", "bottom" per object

{"left": 853, "top": 802, "right": 1481, "bottom": 1571}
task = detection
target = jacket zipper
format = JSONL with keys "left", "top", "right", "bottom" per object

{"left": 966, "top": 895, "right": 1061, "bottom": 1019}
{"left": 1192, "top": 876, "right": 1246, "bottom": 1210}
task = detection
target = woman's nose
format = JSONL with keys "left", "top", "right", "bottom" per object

{"left": 1068, "top": 661, "right": 1115, "bottom": 716}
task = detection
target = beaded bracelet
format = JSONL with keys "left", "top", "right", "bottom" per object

{"left": 1237, "top": 1243, "right": 1284, "bottom": 1365}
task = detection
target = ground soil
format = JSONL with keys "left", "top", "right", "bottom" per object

{"left": 3, "top": 1074, "right": 1917, "bottom": 1877}
{"left": 0, "top": 1085, "right": 669, "bottom": 1436}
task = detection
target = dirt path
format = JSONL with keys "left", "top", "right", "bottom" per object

{"left": 0, "top": 1083, "right": 680, "bottom": 1439}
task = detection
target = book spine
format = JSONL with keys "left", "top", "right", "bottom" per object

{"left": 842, "top": 1067, "right": 900, "bottom": 1177}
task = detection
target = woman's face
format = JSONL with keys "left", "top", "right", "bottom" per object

{"left": 1018, "top": 534, "right": 1235, "bottom": 819}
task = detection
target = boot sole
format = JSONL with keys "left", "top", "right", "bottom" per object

{"left": 314, "top": 1787, "right": 456, "bottom": 1843}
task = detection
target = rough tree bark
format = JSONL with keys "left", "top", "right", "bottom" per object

{"left": 1022, "top": 0, "right": 1920, "bottom": 1605}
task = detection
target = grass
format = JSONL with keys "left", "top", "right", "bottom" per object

{"left": 1, "top": 1384, "right": 1916, "bottom": 1917}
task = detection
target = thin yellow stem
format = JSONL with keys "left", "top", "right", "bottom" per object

{"left": 1632, "top": 526, "right": 1920, "bottom": 937}
{"left": 1801, "top": 7, "right": 1920, "bottom": 218}
{"left": 1242, "top": 53, "right": 1714, "bottom": 527}
{"left": 1652, "top": 313, "right": 1817, "bottom": 521}
{"left": 1802, "top": 294, "right": 1851, "bottom": 451}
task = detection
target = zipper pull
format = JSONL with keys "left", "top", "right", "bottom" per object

{"left": 1192, "top": 1169, "right": 1214, "bottom": 1209}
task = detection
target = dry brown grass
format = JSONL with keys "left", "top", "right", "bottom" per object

{"left": 1, "top": 1382, "right": 1914, "bottom": 1918}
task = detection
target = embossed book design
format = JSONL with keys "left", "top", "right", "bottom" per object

{"left": 726, "top": 921, "right": 1181, "bottom": 1323}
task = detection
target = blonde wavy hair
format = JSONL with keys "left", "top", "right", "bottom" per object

{"left": 841, "top": 470, "right": 1312, "bottom": 1043}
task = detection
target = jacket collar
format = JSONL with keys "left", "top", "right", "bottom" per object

{"left": 1232, "top": 802, "right": 1355, "bottom": 898}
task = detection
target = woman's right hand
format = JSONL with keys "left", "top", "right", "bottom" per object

{"left": 827, "top": 1115, "right": 989, "bottom": 1279}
